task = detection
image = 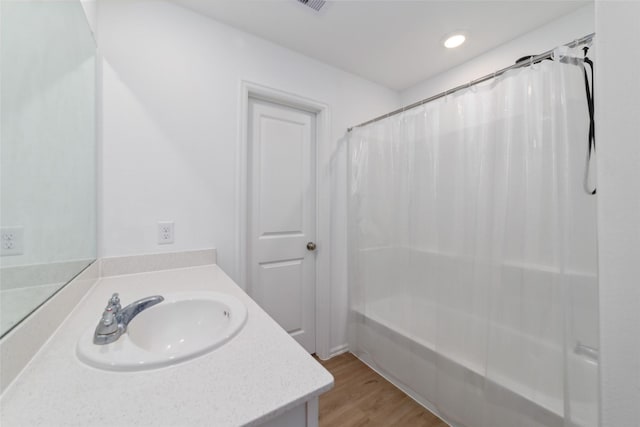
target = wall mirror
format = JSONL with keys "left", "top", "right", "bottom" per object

{"left": 1, "top": 0, "right": 97, "bottom": 337}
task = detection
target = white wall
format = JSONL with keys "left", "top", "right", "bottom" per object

{"left": 97, "top": 0, "right": 398, "bottom": 352}
{"left": 400, "top": 4, "right": 594, "bottom": 104}
{"left": 595, "top": 2, "right": 640, "bottom": 426}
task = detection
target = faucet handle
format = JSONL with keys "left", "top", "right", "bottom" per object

{"left": 96, "top": 306, "right": 119, "bottom": 336}
{"left": 102, "top": 308, "right": 115, "bottom": 326}
{"left": 107, "top": 293, "right": 121, "bottom": 312}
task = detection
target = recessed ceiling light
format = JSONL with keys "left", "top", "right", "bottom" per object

{"left": 444, "top": 34, "right": 466, "bottom": 49}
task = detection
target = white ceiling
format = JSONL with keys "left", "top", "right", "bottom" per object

{"left": 172, "top": 0, "right": 589, "bottom": 91}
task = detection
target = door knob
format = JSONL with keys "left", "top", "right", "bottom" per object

{"left": 306, "top": 242, "right": 317, "bottom": 251}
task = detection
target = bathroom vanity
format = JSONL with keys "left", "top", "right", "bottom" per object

{"left": 0, "top": 264, "right": 333, "bottom": 426}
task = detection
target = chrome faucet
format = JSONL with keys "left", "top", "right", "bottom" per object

{"left": 93, "top": 293, "right": 164, "bottom": 345}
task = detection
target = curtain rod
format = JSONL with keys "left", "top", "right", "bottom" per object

{"left": 347, "top": 32, "right": 595, "bottom": 132}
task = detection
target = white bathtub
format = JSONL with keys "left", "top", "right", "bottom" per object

{"left": 351, "top": 291, "right": 598, "bottom": 427}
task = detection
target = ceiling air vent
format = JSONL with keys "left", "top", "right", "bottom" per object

{"left": 297, "top": 0, "right": 326, "bottom": 12}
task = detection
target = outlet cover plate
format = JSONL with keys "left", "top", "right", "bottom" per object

{"left": 158, "top": 221, "right": 174, "bottom": 245}
{"left": 1, "top": 226, "right": 24, "bottom": 256}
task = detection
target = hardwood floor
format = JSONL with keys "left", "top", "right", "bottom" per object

{"left": 316, "top": 353, "right": 448, "bottom": 427}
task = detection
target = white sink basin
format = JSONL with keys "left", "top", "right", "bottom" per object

{"left": 77, "top": 291, "right": 247, "bottom": 371}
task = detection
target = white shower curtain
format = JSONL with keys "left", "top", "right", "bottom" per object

{"left": 347, "top": 46, "right": 598, "bottom": 427}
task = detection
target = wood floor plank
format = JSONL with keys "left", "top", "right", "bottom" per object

{"left": 316, "top": 353, "right": 449, "bottom": 427}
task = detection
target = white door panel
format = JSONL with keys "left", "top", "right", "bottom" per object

{"left": 257, "top": 235, "right": 306, "bottom": 262}
{"left": 258, "top": 117, "right": 305, "bottom": 233}
{"left": 259, "top": 260, "right": 304, "bottom": 334}
{"left": 248, "top": 98, "right": 316, "bottom": 353}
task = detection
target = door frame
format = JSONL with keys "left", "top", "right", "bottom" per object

{"left": 237, "top": 80, "right": 331, "bottom": 359}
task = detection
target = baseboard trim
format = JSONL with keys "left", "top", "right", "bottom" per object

{"left": 318, "top": 343, "right": 349, "bottom": 361}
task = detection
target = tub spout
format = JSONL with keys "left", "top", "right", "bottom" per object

{"left": 574, "top": 341, "right": 599, "bottom": 363}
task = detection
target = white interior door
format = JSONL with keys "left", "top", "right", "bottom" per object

{"left": 248, "top": 97, "right": 316, "bottom": 353}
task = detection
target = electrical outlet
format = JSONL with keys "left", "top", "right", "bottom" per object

{"left": 1, "top": 226, "right": 24, "bottom": 256}
{"left": 158, "top": 221, "right": 174, "bottom": 244}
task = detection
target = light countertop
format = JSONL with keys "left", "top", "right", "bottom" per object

{"left": 0, "top": 265, "right": 333, "bottom": 426}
